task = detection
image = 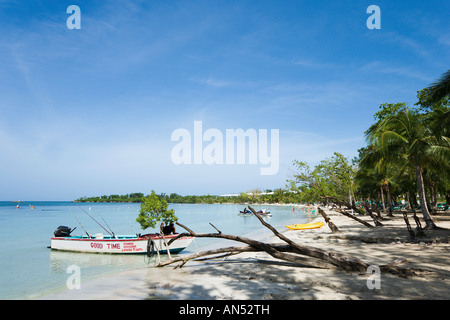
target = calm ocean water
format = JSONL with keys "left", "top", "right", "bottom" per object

{"left": 0, "top": 201, "right": 309, "bottom": 299}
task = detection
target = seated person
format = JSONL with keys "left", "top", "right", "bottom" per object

{"left": 161, "top": 222, "right": 176, "bottom": 235}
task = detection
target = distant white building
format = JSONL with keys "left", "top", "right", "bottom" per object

{"left": 219, "top": 192, "right": 274, "bottom": 197}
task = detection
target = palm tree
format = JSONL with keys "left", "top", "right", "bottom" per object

{"left": 366, "top": 108, "right": 448, "bottom": 229}
{"left": 358, "top": 136, "right": 405, "bottom": 216}
{"left": 426, "top": 69, "right": 450, "bottom": 106}
{"left": 423, "top": 107, "right": 450, "bottom": 209}
{"left": 354, "top": 163, "right": 389, "bottom": 214}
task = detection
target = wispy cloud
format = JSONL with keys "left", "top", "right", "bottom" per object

{"left": 280, "top": 130, "right": 365, "bottom": 176}
{"left": 189, "top": 77, "right": 266, "bottom": 90}
{"left": 359, "top": 61, "right": 433, "bottom": 82}
{"left": 191, "top": 77, "right": 233, "bottom": 87}
{"left": 4, "top": 41, "right": 33, "bottom": 88}
{"left": 438, "top": 34, "right": 450, "bottom": 47}
{"left": 382, "top": 31, "right": 430, "bottom": 61}
{"left": 257, "top": 80, "right": 379, "bottom": 114}
{"left": 293, "top": 58, "right": 338, "bottom": 69}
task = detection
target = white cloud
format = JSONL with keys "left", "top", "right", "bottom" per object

{"left": 293, "top": 58, "right": 337, "bottom": 69}
{"left": 438, "top": 34, "right": 450, "bottom": 47}
{"left": 359, "top": 61, "right": 433, "bottom": 82}
{"left": 191, "top": 77, "right": 232, "bottom": 87}
{"left": 382, "top": 32, "right": 430, "bottom": 61}
{"left": 280, "top": 130, "right": 364, "bottom": 165}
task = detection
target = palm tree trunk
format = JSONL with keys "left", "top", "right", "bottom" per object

{"left": 430, "top": 181, "right": 437, "bottom": 208}
{"left": 410, "top": 189, "right": 418, "bottom": 209}
{"left": 425, "top": 191, "right": 434, "bottom": 215}
{"left": 350, "top": 188, "right": 357, "bottom": 208}
{"left": 415, "top": 163, "right": 436, "bottom": 229}
{"left": 384, "top": 183, "right": 394, "bottom": 217}
{"left": 380, "top": 185, "right": 387, "bottom": 215}
{"left": 406, "top": 191, "right": 411, "bottom": 210}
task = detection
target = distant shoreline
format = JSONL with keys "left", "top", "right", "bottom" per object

{"left": 74, "top": 200, "right": 302, "bottom": 207}
{"left": 74, "top": 190, "right": 300, "bottom": 205}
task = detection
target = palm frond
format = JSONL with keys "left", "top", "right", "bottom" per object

{"left": 380, "top": 130, "right": 408, "bottom": 148}
{"left": 427, "top": 69, "right": 450, "bottom": 104}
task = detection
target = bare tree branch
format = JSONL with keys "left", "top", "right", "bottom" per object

{"left": 160, "top": 211, "right": 418, "bottom": 277}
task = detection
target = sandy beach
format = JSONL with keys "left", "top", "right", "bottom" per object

{"left": 41, "top": 208, "right": 450, "bottom": 300}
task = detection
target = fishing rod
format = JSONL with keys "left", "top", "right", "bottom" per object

{"left": 76, "top": 204, "right": 113, "bottom": 237}
{"left": 72, "top": 213, "right": 90, "bottom": 237}
{"left": 100, "top": 216, "right": 115, "bottom": 238}
{"left": 90, "top": 207, "right": 116, "bottom": 237}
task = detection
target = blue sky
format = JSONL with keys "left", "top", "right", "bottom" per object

{"left": 0, "top": 0, "right": 449, "bottom": 200}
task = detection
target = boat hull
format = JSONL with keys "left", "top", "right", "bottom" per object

{"left": 238, "top": 213, "right": 253, "bottom": 216}
{"left": 50, "top": 234, "right": 193, "bottom": 254}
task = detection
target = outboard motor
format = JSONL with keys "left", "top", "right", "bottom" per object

{"left": 54, "top": 226, "right": 75, "bottom": 237}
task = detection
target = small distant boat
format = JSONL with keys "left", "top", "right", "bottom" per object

{"left": 50, "top": 226, "right": 193, "bottom": 254}
{"left": 286, "top": 221, "right": 324, "bottom": 230}
{"left": 256, "top": 210, "right": 271, "bottom": 216}
{"left": 238, "top": 210, "right": 272, "bottom": 217}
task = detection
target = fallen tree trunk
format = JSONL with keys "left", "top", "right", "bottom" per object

{"left": 402, "top": 212, "right": 416, "bottom": 240}
{"left": 318, "top": 234, "right": 399, "bottom": 244}
{"left": 246, "top": 206, "right": 371, "bottom": 272}
{"left": 363, "top": 203, "right": 384, "bottom": 227}
{"left": 411, "top": 209, "right": 426, "bottom": 238}
{"left": 167, "top": 222, "right": 335, "bottom": 269}
{"left": 373, "top": 206, "right": 383, "bottom": 220}
{"left": 336, "top": 209, "right": 375, "bottom": 228}
{"left": 158, "top": 244, "right": 333, "bottom": 269}
{"left": 168, "top": 222, "right": 364, "bottom": 272}
{"left": 169, "top": 222, "right": 336, "bottom": 268}
{"left": 318, "top": 207, "right": 340, "bottom": 234}
{"left": 162, "top": 208, "right": 417, "bottom": 277}
{"left": 322, "top": 196, "right": 364, "bottom": 215}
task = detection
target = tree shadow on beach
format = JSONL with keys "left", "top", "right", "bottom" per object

{"left": 144, "top": 257, "right": 345, "bottom": 300}
{"left": 144, "top": 212, "right": 450, "bottom": 300}
{"left": 143, "top": 249, "right": 449, "bottom": 300}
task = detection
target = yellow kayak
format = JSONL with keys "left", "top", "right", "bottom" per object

{"left": 286, "top": 221, "right": 324, "bottom": 230}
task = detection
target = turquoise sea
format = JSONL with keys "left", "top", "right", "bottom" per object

{"left": 0, "top": 201, "right": 310, "bottom": 299}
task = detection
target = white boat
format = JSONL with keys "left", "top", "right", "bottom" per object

{"left": 238, "top": 211, "right": 272, "bottom": 217}
{"left": 50, "top": 226, "right": 193, "bottom": 254}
